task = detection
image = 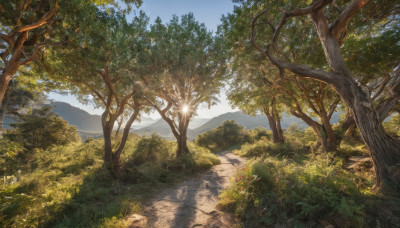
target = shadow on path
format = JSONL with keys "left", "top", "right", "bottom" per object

{"left": 141, "top": 151, "right": 245, "bottom": 228}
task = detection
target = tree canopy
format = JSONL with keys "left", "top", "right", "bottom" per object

{"left": 143, "top": 13, "right": 228, "bottom": 156}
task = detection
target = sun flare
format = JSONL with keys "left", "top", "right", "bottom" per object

{"left": 182, "top": 105, "right": 189, "bottom": 114}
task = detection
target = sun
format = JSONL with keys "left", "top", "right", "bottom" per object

{"left": 182, "top": 105, "right": 189, "bottom": 114}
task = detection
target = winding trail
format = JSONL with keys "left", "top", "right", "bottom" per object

{"left": 136, "top": 151, "right": 245, "bottom": 228}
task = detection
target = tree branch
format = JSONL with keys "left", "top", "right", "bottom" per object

{"left": 13, "top": 7, "right": 57, "bottom": 34}
{"left": 330, "top": 0, "right": 370, "bottom": 41}
{"left": 250, "top": 8, "right": 336, "bottom": 84}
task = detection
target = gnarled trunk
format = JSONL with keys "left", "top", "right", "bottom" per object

{"left": 177, "top": 134, "right": 190, "bottom": 157}
{"left": 264, "top": 106, "right": 284, "bottom": 143}
{"left": 102, "top": 111, "right": 114, "bottom": 173}
{"left": 176, "top": 116, "right": 190, "bottom": 157}
{"left": 101, "top": 107, "right": 139, "bottom": 178}
{"left": 0, "top": 72, "right": 13, "bottom": 109}
{"left": 311, "top": 10, "right": 400, "bottom": 186}
{"left": 337, "top": 78, "right": 400, "bottom": 186}
{"left": 0, "top": 93, "right": 7, "bottom": 137}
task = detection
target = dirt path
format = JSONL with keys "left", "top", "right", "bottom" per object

{"left": 135, "top": 151, "right": 245, "bottom": 228}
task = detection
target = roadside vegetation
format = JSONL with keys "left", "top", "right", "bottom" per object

{"left": 0, "top": 113, "right": 219, "bottom": 227}
{"left": 212, "top": 120, "right": 400, "bottom": 227}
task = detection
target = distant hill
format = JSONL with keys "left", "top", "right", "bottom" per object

{"left": 189, "top": 118, "right": 210, "bottom": 129}
{"left": 50, "top": 102, "right": 103, "bottom": 132}
{"left": 134, "top": 111, "right": 316, "bottom": 140}
{"left": 4, "top": 102, "right": 342, "bottom": 141}
{"left": 4, "top": 102, "right": 104, "bottom": 139}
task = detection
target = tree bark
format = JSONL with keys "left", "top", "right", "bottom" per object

{"left": 251, "top": 0, "right": 400, "bottom": 186}
{"left": 0, "top": 72, "right": 14, "bottom": 108}
{"left": 0, "top": 97, "right": 6, "bottom": 137}
{"left": 264, "top": 106, "right": 284, "bottom": 143}
{"left": 154, "top": 103, "right": 190, "bottom": 158}
{"left": 102, "top": 111, "right": 114, "bottom": 173}
{"left": 312, "top": 9, "right": 400, "bottom": 186}
{"left": 176, "top": 115, "right": 190, "bottom": 157}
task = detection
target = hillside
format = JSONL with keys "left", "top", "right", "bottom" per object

{"left": 50, "top": 102, "right": 103, "bottom": 132}
{"left": 134, "top": 111, "right": 314, "bottom": 140}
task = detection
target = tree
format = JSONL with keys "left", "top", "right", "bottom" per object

{"left": 144, "top": 14, "right": 227, "bottom": 156}
{"left": 0, "top": 71, "right": 46, "bottom": 136}
{"left": 0, "top": 0, "right": 142, "bottom": 110}
{"left": 220, "top": 10, "right": 340, "bottom": 150}
{"left": 245, "top": 0, "right": 400, "bottom": 186}
{"left": 227, "top": 72, "right": 285, "bottom": 143}
{"left": 195, "top": 120, "right": 250, "bottom": 150}
{"left": 5, "top": 106, "right": 80, "bottom": 150}
{"left": 37, "top": 10, "right": 149, "bottom": 177}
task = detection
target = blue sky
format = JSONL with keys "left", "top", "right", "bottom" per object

{"left": 49, "top": 0, "right": 238, "bottom": 119}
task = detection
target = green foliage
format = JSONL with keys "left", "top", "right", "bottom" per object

{"left": 4, "top": 106, "right": 80, "bottom": 150}
{"left": 195, "top": 120, "right": 251, "bottom": 151}
{"left": 219, "top": 155, "right": 365, "bottom": 227}
{"left": 0, "top": 134, "right": 219, "bottom": 227}
{"left": 249, "top": 127, "right": 271, "bottom": 142}
{"left": 234, "top": 138, "right": 306, "bottom": 158}
{"left": 129, "top": 134, "right": 171, "bottom": 166}
{"left": 0, "top": 139, "right": 26, "bottom": 176}
{"left": 383, "top": 114, "right": 400, "bottom": 138}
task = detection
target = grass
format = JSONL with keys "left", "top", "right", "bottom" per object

{"left": 0, "top": 133, "right": 220, "bottom": 227}
{"left": 218, "top": 137, "right": 400, "bottom": 228}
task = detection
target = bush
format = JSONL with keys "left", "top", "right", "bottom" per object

{"left": 5, "top": 106, "right": 80, "bottom": 150}
{"left": 249, "top": 127, "right": 271, "bottom": 142}
{"left": 129, "top": 134, "right": 171, "bottom": 166}
{"left": 0, "top": 139, "right": 26, "bottom": 176}
{"left": 219, "top": 155, "right": 365, "bottom": 227}
{"left": 234, "top": 138, "right": 306, "bottom": 158}
{"left": 195, "top": 120, "right": 250, "bottom": 151}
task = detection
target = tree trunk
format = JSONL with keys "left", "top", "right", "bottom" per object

{"left": 338, "top": 79, "right": 400, "bottom": 186}
{"left": 177, "top": 135, "right": 190, "bottom": 157}
{"left": 319, "top": 115, "right": 337, "bottom": 152}
{"left": 102, "top": 111, "right": 114, "bottom": 174}
{"left": 0, "top": 93, "right": 7, "bottom": 137}
{"left": 274, "top": 107, "right": 285, "bottom": 143}
{"left": 311, "top": 10, "right": 400, "bottom": 186}
{"left": 176, "top": 119, "right": 190, "bottom": 157}
{"left": 265, "top": 108, "right": 284, "bottom": 143}
{"left": 0, "top": 72, "right": 13, "bottom": 109}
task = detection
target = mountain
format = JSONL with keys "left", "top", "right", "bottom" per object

{"left": 134, "top": 119, "right": 174, "bottom": 138}
{"left": 3, "top": 102, "right": 104, "bottom": 140}
{"left": 133, "top": 111, "right": 314, "bottom": 140}
{"left": 131, "top": 117, "right": 158, "bottom": 130}
{"left": 189, "top": 118, "right": 210, "bottom": 129}
{"left": 50, "top": 102, "right": 103, "bottom": 132}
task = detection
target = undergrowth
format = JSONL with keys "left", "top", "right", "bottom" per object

{"left": 0, "top": 134, "right": 220, "bottom": 227}
{"left": 219, "top": 137, "right": 400, "bottom": 227}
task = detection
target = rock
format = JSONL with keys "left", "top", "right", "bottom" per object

{"left": 127, "top": 214, "right": 148, "bottom": 228}
{"left": 347, "top": 156, "right": 372, "bottom": 171}
{"left": 320, "top": 220, "right": 335, "bottom": 228}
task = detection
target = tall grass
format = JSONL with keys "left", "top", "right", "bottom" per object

{"left": 0, "top": 134, "right": 220, "bottom": 227}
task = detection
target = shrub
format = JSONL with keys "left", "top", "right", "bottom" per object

{"left": 5, "top": 106, "right": 80, "bottom": 150}
{"left": 249, "top": 127, "right": 271, "bottom": 142}
{"left": 234, "top": 138, "right": 306, "bottom": 158}
{"left": 0, "top": 139, "right": 26, "bottom": 176}
{"left": 195, "top": 120, "right": 250, "bottom": 151}
{"left": 219, "top": 155, "right": 364, "bottom": 227}
{"left": 128, "top": 134, "right": 171, "bottom": 166}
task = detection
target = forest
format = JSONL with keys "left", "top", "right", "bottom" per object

{"left": 0, "top": 0, "right": 399, "bottom": 227}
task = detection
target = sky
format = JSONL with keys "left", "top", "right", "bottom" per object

{"left": 48, "top": 0, "right": 239, "bottom": 119}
